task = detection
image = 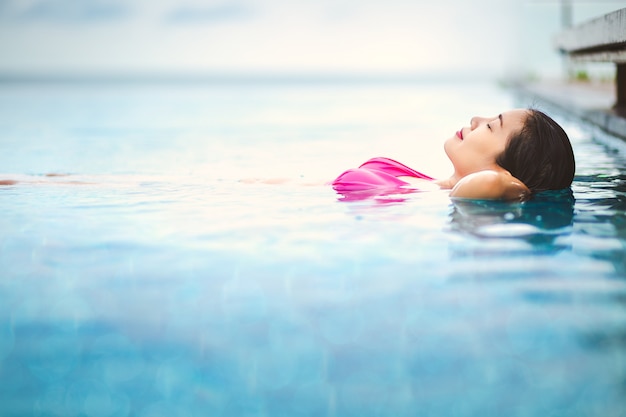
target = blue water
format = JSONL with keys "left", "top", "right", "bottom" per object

{"left": 1, "top": 81, "right": 625, "bottom": 417}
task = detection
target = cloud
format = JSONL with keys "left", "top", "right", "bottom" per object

{"left": 164, "top": 3, "right": 253, "bottom": 25}
{"left": 0, "top": 0, "right": 584, "bottom": 78}
{"left": 3, "top": 0, "right": 129, "bottom": 23}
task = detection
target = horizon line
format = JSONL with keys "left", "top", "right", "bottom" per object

{"left": 0, "top": 70, "right": 505, "bottom": 85}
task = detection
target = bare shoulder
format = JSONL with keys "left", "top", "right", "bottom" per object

{"left": 450, "top": 170, "right": 529, "bottom": 201}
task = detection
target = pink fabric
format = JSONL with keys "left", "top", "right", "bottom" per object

{"left": 332, "top": 157, "right": 434, "bottom": 192}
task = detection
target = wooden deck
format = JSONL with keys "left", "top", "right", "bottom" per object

{"left": 515, "top": 80, "right": 626, "bottom": 140}
{"left": 554, "top": 7, "right": 626, "bottom": 110}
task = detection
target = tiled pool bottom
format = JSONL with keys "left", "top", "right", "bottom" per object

{"left": 0, "top": 82, "right": 625, "bottom": 416}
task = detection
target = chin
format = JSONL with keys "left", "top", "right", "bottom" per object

{"left": 443, "top": 136, "right": 457, "bottom": 158}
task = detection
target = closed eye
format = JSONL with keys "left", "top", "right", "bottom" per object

{"left": 487, "top": 123, "right": 492, "bottom": 131}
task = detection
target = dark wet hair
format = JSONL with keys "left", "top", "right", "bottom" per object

{"left": 496, "top": 109, "right": 575, "bottom": 194}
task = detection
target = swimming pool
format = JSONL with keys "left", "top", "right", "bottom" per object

{"left": 0, "top": 80, "right": 625, "bottom": 416}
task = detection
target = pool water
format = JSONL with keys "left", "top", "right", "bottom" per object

{"left": 0, "top": 81, "right": 625, "bottom": 417}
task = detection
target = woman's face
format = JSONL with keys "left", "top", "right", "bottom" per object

{"left": 444, "top": 109, "right": 528, "bottom": 176}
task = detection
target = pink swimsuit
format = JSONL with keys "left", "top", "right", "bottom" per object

{"left": 332, "top": 157, "right": 434, "bottom": 193}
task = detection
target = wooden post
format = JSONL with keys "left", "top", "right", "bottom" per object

{"left": 617, "top": 63, "right": 626, "bottom": 110}
{"left": 561, "top": 0, "right": 573, "bottom": 79}
{"left": 560, "top": 0, "right": 572, "bottom": 29}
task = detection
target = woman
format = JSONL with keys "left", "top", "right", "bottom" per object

{"left": 332, "top": 108, "right": 575, "bottom": 201}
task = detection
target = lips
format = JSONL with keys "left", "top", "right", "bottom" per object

{"left": 456, "top": 129, "right": 463, "bottom": 140}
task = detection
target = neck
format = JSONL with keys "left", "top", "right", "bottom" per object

{"left": 434, "top": 174, "right": 462, "bottom": 190}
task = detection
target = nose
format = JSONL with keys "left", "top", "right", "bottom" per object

{"left": 470, "top": 116, "right": 489, "bottom": 130}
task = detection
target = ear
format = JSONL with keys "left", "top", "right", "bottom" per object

{"left": 450, "top": 170, "right": 529, "bottom": 201}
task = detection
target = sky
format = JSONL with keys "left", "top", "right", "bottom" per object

{"left": 0, "top": 0, "right": 623, "bottom": 80}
